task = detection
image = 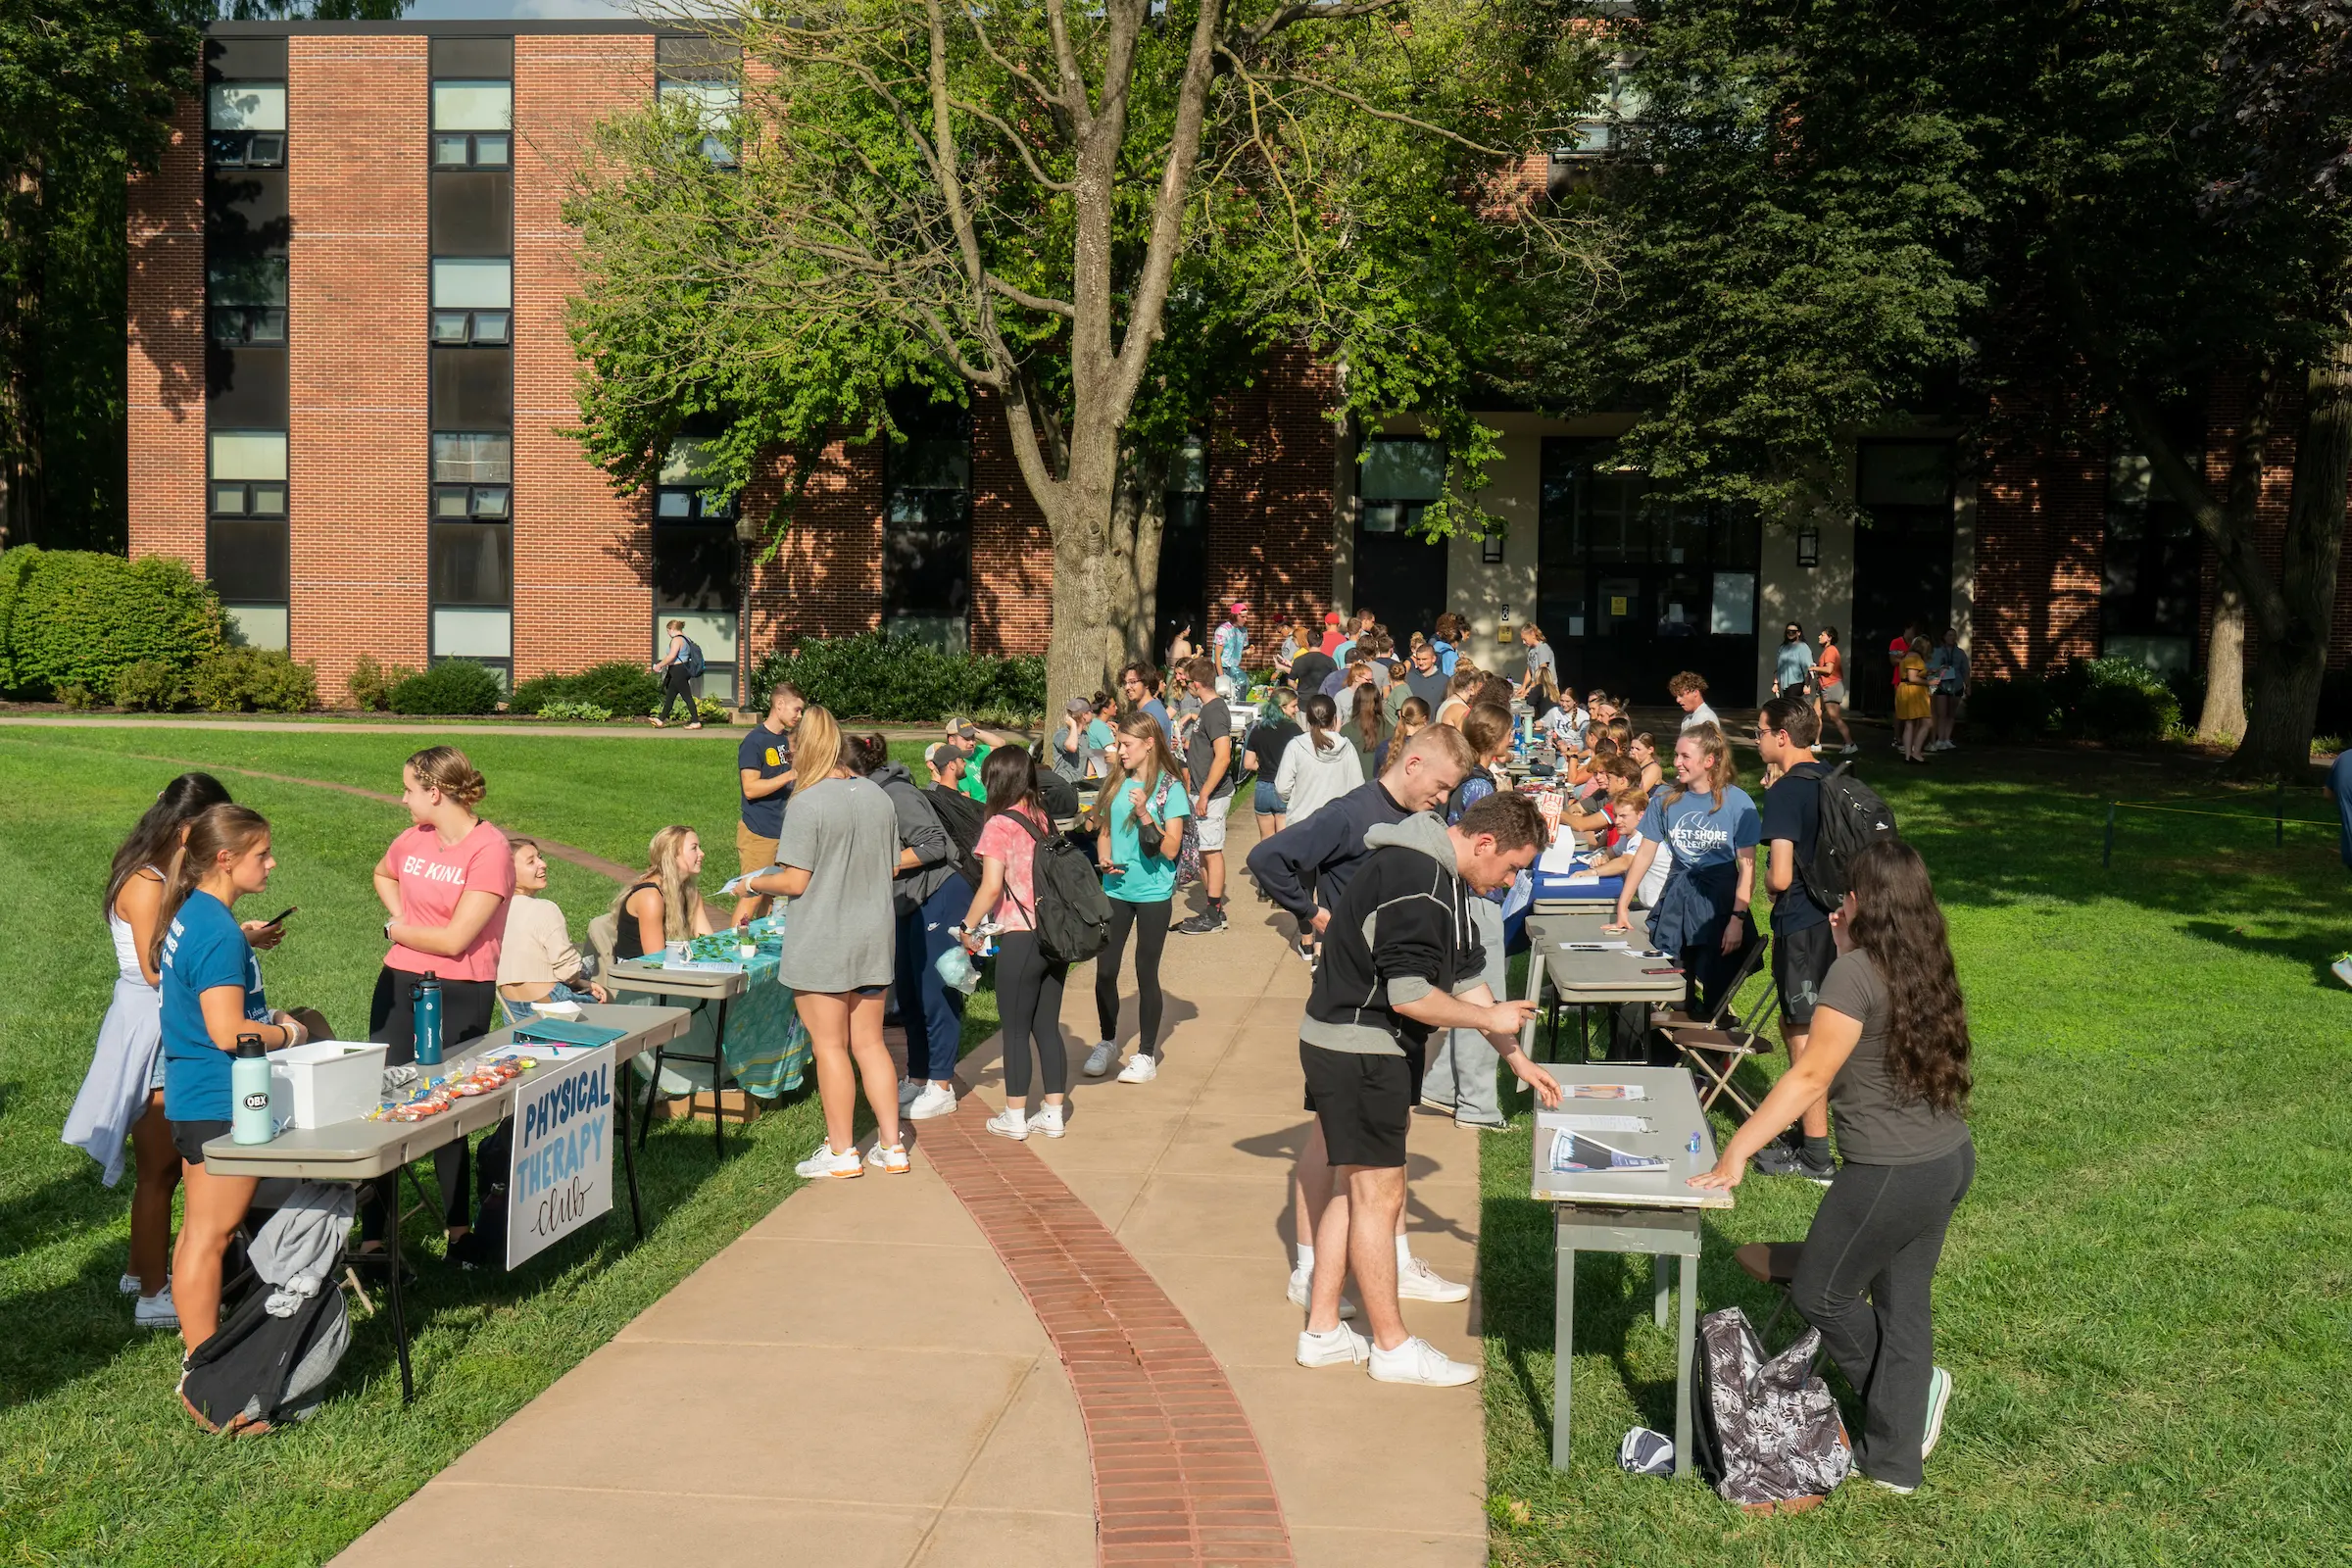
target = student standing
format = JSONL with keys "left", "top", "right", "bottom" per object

{"left": 1606, "top": 725, "right": 1758, "bottom": 1019}
{"left": 1165, "top": 622, "right": 1199, "bottom": 666}
{"left": 1515, "top": 621, "right": 1557, "bottom": 709}
{"left": 1773, "top": 622, "right": 1812, "bottom": 699}
{"left": 924, "top": 741, "right": 989, "bottom": 888}
{"left": 736, "top": 681, "right": 804, "bottom": 919}
{"left": 1174, "top": 657, "right": 1238, "bottom": 936}
{"left": 1086, "top": 714, "right": 1192, "bottom": 1084}
{"left": 1669, "top": 670, "right": 1720, "bottom": 731}
{"left": 1375, "top": 697, "right": 1431, "bottom": 772}
{"left": 1120, "top": 662, "right": 1174, "bottom": 748}
{"left": 1423, "top": 705, "right": 1518, "bottom": 1133}
{"left": 1247, "top": 687, "right": 1302, "bottom": 842}
{"left": 1751, "top": 697, "right": 1838, "bottom": 1181}
{"left": 1346, "top": 683, "right": 1387, "bottom": 784}
{"left": 1274, "top": 692, "right": 1363, "bottom": 829}
{"left": 366, "top": 747, "right": 511, "bottom": 1261}
{"left": 1691, "top": 838, "right": 1974, "bottom": 1494}
{"left": 743, "top": 707, "right": 907, "bottom": 1177}
{"left": 1430, "top": 667, "right": 1483, "bottom": 731}
{"left": 651, "top": 618, "right": 704, "bottom": 728}
{"left": 1928, "top": 626, "right": 1969, "bottom": 752}
{"left": 1212, "top": 600, "right": 1250, "bottom": 695}
{"left": 1813, "top": 627, "right": 1857, "bottom": 754}
{"left": 497, "top": 838, "right": 609, "bottom": 1021}
{"left": 959, "top": 748, "right": 1072, "bottom": 1140}
{"left": 853, "top": 734, "right": 967, "bottom": 1121}
{"left": 1895, "top": 637, "right": 1934, "bottom": 762}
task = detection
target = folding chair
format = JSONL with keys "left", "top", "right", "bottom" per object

{"left": 1734, "top": 1241, "right": 1813, "bottom": 1354}
{"left": 1651, "top": 933, "right": 1776, "bottom": 1118}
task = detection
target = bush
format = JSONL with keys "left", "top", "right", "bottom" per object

{"left": 535, "top": 699, "right": 613, "bottom": 722}
{"left": 511, "top": 660, "right": 662, "bottom": 718}
{"left": 56, "top": 682, "right": 101, "bottom": 711}
{"left": 2055, "top": 657, "right": 2180, "bottom": 743}
{"left": 749, "top": 632, "right": 1047, "bottom": 723}
{"left": 0, "top": 546, "right": 222, "bottom": 698}
{"left": 1966, "top": 676, "right": 2060, "bottom": 741}
{"left": 186, "top": 646, "right": 318, "bottom": 713}
{"left": 112, "top": 659, "right": 186, "bottom": 711}
{"left": 388, "top": 660, "right": 502, "bottom": 715}
{"left": 349, "top": 654, "right": 417, "bottom": 712}
{"left": 694, "top": 695, "right": 733, "bottom": 723}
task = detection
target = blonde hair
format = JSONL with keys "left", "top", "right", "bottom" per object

{"left": 612, "top": 823, "right": 703, "bottom": 943}
{"left": 405, "top": 745, "right": 485, "bottom": 808}
{"left": 1666, "top": 722, "right": 1738, "bottom": 810}
{"left": 793, "top": 705, "right": 845, "bottom": 787}
{"left": 1096, "top": 710, "right": 1184, "bottom": 834}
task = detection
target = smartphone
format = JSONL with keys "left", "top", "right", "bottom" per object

{"left": 262, "top": 906, "right": 298, "bottom": 928}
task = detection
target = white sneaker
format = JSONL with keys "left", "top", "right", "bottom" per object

{"left": 986, "top": 1106, "right": 1029, "bottom": 1141}
{"left": 1030, "top": 1102, "right": 1066, "bottom": 1138}
{"left": 1839, "top": 744, "right": 1859, "bottom": 756}
{"left": 1286, "top": 1263, "right": 1357, "bottom": 1320}
{"left": 866, "top": 1141, "right": 910, "bottom": 1175}
{"left": 1083, "top": 1042, "right": 1117, "bottom": 1077}
{"left": 1396, "top": 1254, "right": 1471, "bottom": 1302}
{"left": 118, "top": 1272, "right": 140, "bottom": 1297}
{"left": 1296, "top": 1323, "right": 1371, "bottom": 1369}
{"left": 794, "top": 1142, "right": 863, "bottom": 1179}
{"left": 1116, "top": 1053, "right": 1158, "bottom": 1084}
{"left": 906, "top": 1084, "right": 958, "bottom": 1119}
{"left": 133, "top": 1284, "right": 178, "bottom": 1330}
{"left": 1368, "top": 1335, "right": 1479, "bottom": 1387}
{"left": 897, "top": 1077, "right": 922, "bottom": 1107}
{"left": 1922, "top": 1365, "right": 1953, "bottom": 1458}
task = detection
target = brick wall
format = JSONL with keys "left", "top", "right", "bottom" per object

{"left": 742, "top": 435, "right": 886, "bottom": 662}
{"left": 1206, "top": 348, "right": 1339, "bottom": 650}
{"left": 125, "top": 87, "right": 206, "bottom": 571}
{"left": 287, "top": 33, "right": 430, "bottom": 693}
{"left": 1970, "top": 397, "right": 2104, "bottom": 679}
{"left": 514, "top": 32, "right": 655, "bottom": 679}
{"left": 968, "top": 388, "right": 1053, "bottom": 657}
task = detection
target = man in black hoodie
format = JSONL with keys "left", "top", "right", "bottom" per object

{"left": 1293, "top": 793, "right": 1562, "bottom": 1386}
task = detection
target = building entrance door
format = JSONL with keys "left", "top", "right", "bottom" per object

{"left": 1354, "top": 436, "right": 1449, "bottom": 639}
{"left": 1851, "top": 441, "right": 1955, "bottom": 711}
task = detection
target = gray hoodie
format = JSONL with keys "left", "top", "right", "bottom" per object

{"left": 1298, "top": 811, "right": 1487, "bottom": 1057}
{"left": 867, "top": 762, "right": 956, "bottom": 911}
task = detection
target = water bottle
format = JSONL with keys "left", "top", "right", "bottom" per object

{"left": 413, "top": 972, "right": 444, "bottom": 1067}
{"left": 230, "top": 1033, "right": 275, "bottom": 1145}
{"left": 934, "top": 944, "right": 981, "bottom": 996}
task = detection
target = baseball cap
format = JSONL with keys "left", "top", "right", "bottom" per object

{"left": 1229, "top": 599, "right": 1250, "bottom": 615}
{"left": 1324, "top": 611, "right": 1341, "bottom": 624}
{"left": 924, "top": 741, "right": 961, "bottom": 770}
{"left": 1064, "top": 697, "right": 1092, "bottom": 715}
{"left": 944, "top": 717, "right": 979, "bottom": 741}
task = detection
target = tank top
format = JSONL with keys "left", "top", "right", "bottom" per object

{"left": 613, "top": 881, "right": 661, "bottom": 960}
{"left": 110, "top": 867, "right": 163, "bottom": 987}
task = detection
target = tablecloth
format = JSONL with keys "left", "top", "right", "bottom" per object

{"left": 620, "top": 916, "right": 812, "bottom": 1099}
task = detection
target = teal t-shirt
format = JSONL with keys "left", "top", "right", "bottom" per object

{"left": 1085, "top": 718, "right": 1113, "bottom": 754}
{"left": 1103, "top": 775, "right": 1192, "bottom": 904}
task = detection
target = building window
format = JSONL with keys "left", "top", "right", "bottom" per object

{"left": 431, "top": 81, "right": 513, "bottom": 134}
{"left": 650, "top": 437, "right": 742, "bottom": 701}
{"left": 431, "top": 432, "right": 511, "bottom": 519}
{"left": 430, "top": 309, "right": 509, "bottom": 345}
{"left": 882, "top": 397, "right": 973, "bottom": 648}
{"left": 431, "top": 257, "right": 511, "bottom": 311}
{"left": 1359, "top": 438, "right": 1445, "bottom": 534}
{"left": 1852, "top": 439, "right": 1957, "bottom": 697}
{"left": 1155, "top": 434, "right": 1209, "bottom": 655}
{"left": 659, "top": 37, "right": 744, "bottom": 166}
{"left": 432, "top": 131, "right": 511, "bottom": 169}
{"left": 208, "top": 82, "right": 286, "bottom": 169}
{"left": 208, "top": 430, "right": 288, "bottom": 634}
{"left": 2103, "top": 451, "right": 2201, "bottom": 674}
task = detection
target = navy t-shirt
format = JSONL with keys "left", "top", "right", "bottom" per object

{"left": 1759, "top": 760, "right": 1834, "bottom": 931}
{"left": 160, "top": 889, "right": 270, "bottom": 1122}
{"left": 739, "top": 722, "right": 794, "bottom": 837}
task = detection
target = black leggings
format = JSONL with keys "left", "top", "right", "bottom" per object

{"left": 363, "top": 966, "right": 502, "bottom": 1246}
{"left": 1095, "top": 898, "right": 1171, "bottom": 1058}
{"left": 658, "top": 663, "right": 695, "bottom": 721}
{"left": 995, "top": 930, "right": 1069, "bottom": 1102}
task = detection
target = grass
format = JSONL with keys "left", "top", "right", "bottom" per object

{"left": 1479, "top": 743, "right": 2352, "bottom": 1565}
{"left": 0, "top": 727, "right": 991, "bottom": 1566}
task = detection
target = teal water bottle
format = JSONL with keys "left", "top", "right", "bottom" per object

{"left": 230, "top": 1033, "right": 275, "bottom": 1145}
{"left": 413, "top": 972, "right": 444, "bottom": 1067}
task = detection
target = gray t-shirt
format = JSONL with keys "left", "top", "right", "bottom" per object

{"left": 1187, "top": 695, "right": 1235, "bottom": 800}
{"left": 771, "top": 775, "right": 900, "bottom": 994}
{"left": 1817, "top": 951, "right": 1971, "bottom": 1165}
{"left": 1524, "top": 640, "right": 1556, "bottom": 686}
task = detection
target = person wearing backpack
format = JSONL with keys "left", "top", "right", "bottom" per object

{"left": 960, "top": 746, "right": 1077, "bottom": 1140}
{"left": 1752, "top": 695, "right": 1838, "bottom": 1182}
{"left": 1084, "top": 713, "right": 1192, "bottom": 1084}
{"left": 651, "top": 619, "right": 705, "bottom": 729}
{"left": 1691, "top": 837, "right": 1974, "bottom": 1495}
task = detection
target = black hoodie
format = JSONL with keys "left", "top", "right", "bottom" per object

{"left": 1299, "top": 812, "right": 1487, "bottom": 1058}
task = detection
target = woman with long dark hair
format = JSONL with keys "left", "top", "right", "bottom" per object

{"left": 1692, "top": 838, "right": 1975, "bottom": 1494}
{"left": 1084, "top": 713, "right": 1191, "bottom": 1084}
{"left": 1347, "top": 682, "right": 1387, "bottom": 780}
{"left": 959, "top": 746, "right": 1072, "bottom": 1139}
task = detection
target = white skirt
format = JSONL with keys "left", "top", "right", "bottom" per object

{"left": 63, "top": 977, "right": 164, "bottom": 1188}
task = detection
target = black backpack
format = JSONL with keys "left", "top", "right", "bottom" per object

{"left": 1797, "top": 762, "right": 1898, "bottom": 908}
{"left": 679, "top": 638, "right": 707, "bottom": 678}
{"left": 1004, "top": 811, "right": 1112, "bottom": 964}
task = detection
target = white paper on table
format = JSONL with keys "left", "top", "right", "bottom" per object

{"left": 1560, "top": 940, "right": 1634, "bottom": 952}
{"left": 1537, "top": 838, "right": 1583, "bottom": 874}
{"left": 1538, "top": 1111, "right": 1654, "bottom": 1134}
{"left": 1561, "top": 1083, "right": 1647, "bottom": 1101}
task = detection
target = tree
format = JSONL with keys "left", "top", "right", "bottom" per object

{"left": 567, "top": 0, "right": 1602, "bottom": 703}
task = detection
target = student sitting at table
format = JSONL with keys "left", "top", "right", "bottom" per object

{"left": 612, "top": 824, "right": 718, "bottom": 960}
{"left": 1628, "top": 731, "right": 1664, "bottom": 794}
{"left": 498, "top": 837, "right": 610, "bottom": 1022}
{"left": 1583, "top": 789, "right": 1667, "bottom": 899}
{"left": 1562, "top": 748, "right": 1630, "bottom": 835}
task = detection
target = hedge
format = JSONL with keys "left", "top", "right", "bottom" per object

{"left": 0, "top": 547, "right": 222, "bottom": 698}
{"left": 388, "top": 660, "right": 503, "bottom": 715}
{"left": 186, "top": 646, "right": 318, "bottom": 713}
{"left": 510, "top": 660, "right": 662, "bottom": 717}
{"left": 748, "top": 632, "right": 1046, "bottom": 723}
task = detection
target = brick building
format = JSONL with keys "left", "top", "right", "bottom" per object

{"left": 128, "top": 19, "right": 2350, "bottom": 709}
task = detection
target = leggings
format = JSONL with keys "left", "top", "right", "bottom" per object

{"left": 1095, "top": 898, "right": 1171, "bottom": 1058}
{"left": 995, "top": 930, "right": 1069, "bottom": 1102}
{"left": 658, "top": 663, "right": 695, "bottom": 721}
{"left": 363, "top": 966, "right": 501, "bottom": 1246}
{"left": 1791, "top": 1138, "right": 1976, "bottom": 1490}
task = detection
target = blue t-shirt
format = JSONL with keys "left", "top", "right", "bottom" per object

{"left": 1086, "top": 717, "right": 1114, "bottom": 755}
{"left": 160, "top": 889, "right": 269, "bottom": 1121}
{"left": 1637, "top": 786, "right": 1761, "bottom": 879}
{"left": 1140, "top": 698, "right": 1172, "bottom": 749}
{"left": 1775, "top": 641, "right": 1813, "bottom": 691}
{"left": 738, "top": 722, "right": 794, "bottom": 837}
{"left": 1103, "top": 774, "right": 1193, "bottom": 904}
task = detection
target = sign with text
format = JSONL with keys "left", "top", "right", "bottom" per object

{"left": 506, "top": 1046, "right": 614, "bottom": 1270}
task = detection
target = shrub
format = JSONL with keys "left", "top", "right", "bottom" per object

{"left": 186, "top": 646, "right": 319, "bottom": 713}
{"left": 1966, "top": 676, "right": 2060, "bottom": 741}
{"left": 693, "top": 695, "right": 733, "bottom": 723}
{"left": 56, "top": 682, "right": 101, "bottom": 711}
{"left": 2056, "top": 657, "right": 2180, "bottom": 743}
{"left": 112, "top": 659, "right": 186, "bottom": 711}
{"left": 349, "top": 654, "right": 417, "bottom": 712}
{"left": 0, "top": 546, "right": 222, "bottom": 698}
{"left": 511, "top": 660, "right": 661, "bottom": 717}
{"left": 750, "top": 632, "right": 1047, "bottom": 723}
{"left": 388, "top": 660, "right": 502, "bottom": 715}
{"left": 535, "top": 699, "right": 613, "bottom": 722}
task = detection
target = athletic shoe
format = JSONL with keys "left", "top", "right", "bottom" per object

{"left": 1396, "top": 1254, "right": 1471, "bottom": 1303}
{"left": 1922, "top": 1365, "right": 1953, "bottom": 1458}
{"left": 2332, "top": 953, "right": 2352, "bottom": 990}
{"left": 1296, "top": 1323, "right": 1371, "bottom": 1369}
{"left": 1839, "top": 744, "right": 1859, "bottom": 757}
{"left": 866, "top": 1141, "right": 911, "bottom": 1175}
{"left": 1030, "top": 1102, "right": 1066, "bottom": 1138}
{"left": 1418, "top": 1094, "right": 1459, "bottom": 1115}
{"left": 907, "top": 1084, "right": 958, "bottom": 1119}
{"left": 985, "top": 1106, "right": 1029, "bottom": 1141}
{"left": 897, "top": 1077, "right": 923, "bottom": 1107}
{"left": 133, "top": 1285, "right": 178, "bottom": 1330}
{"left": 1794, "top": 1149, "right": 1838, "bottom": 1186}
{"left": 1869, "top": 1477, "right": 1918, "bottom": 1495}
{"left": 1173, "top": 908, "right": 1227, "bottom": 936}
{"left": 1083, "top": 1042, "right": 1117, "bottom": 1077}
{"left": 1456, "top": 1116, "right": 1511, "bottom": 1134}
{"left": 1287, "top": 1263, "right": 1358, "bottom": 1320}
{"left": 1116, "top": 1053, "right": 1159, "bottom": 1084}
{"left": 1750, "top": 1142, "right": 1806, "bottom": 1178}
{"left": 118, "top": 1273, "right": 141, "bottom": 1297}
{"left": 795, "top": 1142, "right": 863, "bottom": 1179}
{"left": 1368, "top": 1335, "right": 1479, "bottom": 1387}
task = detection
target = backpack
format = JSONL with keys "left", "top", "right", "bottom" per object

{"left": 1004, "top": 810, "right": 1112, "bottom": 964}
{"left": 178, "top": 1233, "right": 351, "bottom": 1436}
{"left": 1797, "top": 762, "right": 1898, "bottom": 909}
{"left": 678, "top": 638, "right": 707, "bottom": 678}
{"left": 1691, "top": 1306, "right": 1850, "bottom": 1511}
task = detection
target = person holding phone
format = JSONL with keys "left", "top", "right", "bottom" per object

{"left": 1084, "top": 714, "right": 1192, "bottom": 1084}
{"left": 1606, "top": 725, "right": 1759, "bottom": 1027}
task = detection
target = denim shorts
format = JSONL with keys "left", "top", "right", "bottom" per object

{"left": 1253, "top": 780, "right": 1287, "bottom": 815}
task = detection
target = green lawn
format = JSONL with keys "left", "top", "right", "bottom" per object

{"left": 0, "top": 727, "right": 987, "bottom": 1566}
{"left": 1480, "top": 745, "right": 2352, "bottom": 1565}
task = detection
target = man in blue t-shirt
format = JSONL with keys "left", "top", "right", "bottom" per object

{"left": 1212, "top": 600, "right": 1250, "bottom": 694}
{"left": 1753, "top": 695, "right": 1838, "bottom": 1181}
{"left": 1120, "top": 661, "right": 1173, "bottom": 748}
{"left": 737, "top": 681, "right": 804, "bottom": 919}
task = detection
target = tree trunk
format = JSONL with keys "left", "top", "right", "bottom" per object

{"left": 1111, "top": 443, "right": 1168, "bottom": 666}
{"left": 2230, "top": 335, "right": 2352, "bottom": 776}
{"left": 2198, "top": 563, "right": 2247, "bottom": 742}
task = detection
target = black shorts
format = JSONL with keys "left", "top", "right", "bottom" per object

{"left": 171, "top": 1118, "right": 233, "bottom": 1164}
{"left": 1773, "top": 918, "right": 1838, "bottom": 1025}
{"left": 1299, "top": 1041, "right": 1425, "bottom": 1169}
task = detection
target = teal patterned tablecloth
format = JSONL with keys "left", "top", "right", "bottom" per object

{"left": 619, "top": 914, "right": 812, "bottom": 1099}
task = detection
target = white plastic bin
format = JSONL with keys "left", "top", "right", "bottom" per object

{"left": 267, "top": 1040, "right": 389, "bottom": 1129}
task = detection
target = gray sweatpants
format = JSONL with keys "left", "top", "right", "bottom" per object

{"left": 1422, "top": 897, "right": 1505, "bottom": 1126}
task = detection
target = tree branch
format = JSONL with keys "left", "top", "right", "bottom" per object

{"left": 945, "top": 94, "right": 1079, "bottom": 191}
{"left": 1214, "top": 51, "right": 1518, "bottom": 159}
{"left": 988, "top": 276, "right": 1077, "bottom": 318}
{"left": 1237, "top": 0, "right": 1403, "bottom": 51}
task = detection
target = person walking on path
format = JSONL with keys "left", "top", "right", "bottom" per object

{"left": 1245, "top": 687, "right": 1302, "bottom": 846}
{"left": 851, "top": 734, "right": 968, "bottom": 1122}
{"left": 735, "top": 682, "right": 803, "bottom": 919}
{"left": 1273, "top": 693, "right": 1362, "bottom": 838}
{"left": 1813, "top": 627, "right": 1857, "bottom": 754}
{"left": 959, "top": 748, "right": 1073, "bottom": 1141}
{"left": 742, "top": 707, "right": 907, "bottom": 1177}
{"left": 1774, "top": 622, "right": 1812, "bottom": 701}
{"left": 650, "top": 619, "right": 705, "bottom": 728}
{"left": 1928, "top": 626, "right": 1970, "bottom": 753}
{"left": 1895, "top": 636, "right": 1934, "bottom": 762}
{"left": 1750, "top": 697, "right": 1838, "bottom": 1181}
{"left": 1294, "top": 793, "right": 1562, "bottom": 1383}
{"left": 1691, "top": 837, "right": 1975, "bottom": 1494}
{"left": 1174, "top": 658, "right": 1238, "bottom": 936}
{"left": 1085, "top": 714, "right": 1192, "bottom": 1085}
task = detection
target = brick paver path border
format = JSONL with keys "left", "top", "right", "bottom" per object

{"left": 921, "top": 1086, "right": 1296, "bottom": 1567}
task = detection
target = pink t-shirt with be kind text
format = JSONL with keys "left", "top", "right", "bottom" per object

{"left": 379, "top": 819, "right": 513, "bottom": 981}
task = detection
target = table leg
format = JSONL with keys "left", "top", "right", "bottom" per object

{"left": 384, "top": 1182, "right": 414, "bottom": 1405}
{"left": 708, "top": 997, "right": 733, "bottom": 1159}
{"left": 1551, "top": 1234, "right": 1575, "bottom": 1470}
{"left": 613, "top": 1063, "right": 645, "bottom": 1241}
{"left": 1674, "top": 1250, "right": 1698, "bottom": 1479}
{"left": 1653, "top": 1252, "right": 1670, "bottom": 1330}
{"left": 1521, "top": 952, "right": 1548, "bottom": 1062}
{"left": 638, "top": 1046, "right": 665, "bottom": 1152}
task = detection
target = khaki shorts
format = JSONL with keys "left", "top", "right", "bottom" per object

{"left": 736, "top": 822, "right": 779, "bottom": 873}
{"left": 1194, "top": 803, "right": 1228, "bottom": 853}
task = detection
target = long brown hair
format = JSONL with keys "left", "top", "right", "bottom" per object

{"left": 153, "top": 804, "right": 270, "bottom": 971}
{"left": 1301, "top": 691, "right": 1341, "bottom": 755}
{"left": 107, "top": 771, "right": 232, "bottom": 918}
{"left": 1664, "top": 722, "right": 1738, "bottom": 810}
{"left": 1844, "top": 839, "right": 1972, "bottom": 1114}
{"left": 1350, "top": 683, "right": 1384, "bottom": 749}
{"left": 1096, "top": 710, "right": 1182, "bottom": 831}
